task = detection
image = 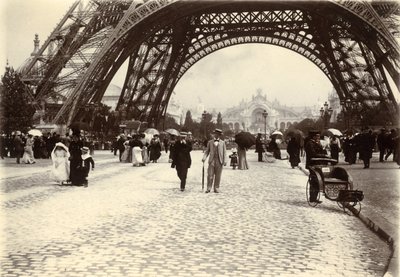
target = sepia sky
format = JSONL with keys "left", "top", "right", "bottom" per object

{"left": 0, "top": 0, "right": 333, "bottom": 111}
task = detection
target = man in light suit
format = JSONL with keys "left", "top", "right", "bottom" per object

{"left": 202, "top": 129, "right": 227, "bottom": 193}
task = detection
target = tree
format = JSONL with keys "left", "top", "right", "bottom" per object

{"left": 200, "top": 112, "right": 215, "bottom": 139}
{"left": 0, "top": 66, "right": 35, "bottom": 134}
{"left": 156, "top": 115, "right": 180, "bottom": 131}
{"left": 216, "top": 112, "right": 223, "bottom": 129}
{"left": 183, "top": 110, "right": 194, "bottom": 131}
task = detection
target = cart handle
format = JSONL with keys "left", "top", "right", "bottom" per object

{"left": 310, "top": 158, "right": 338, "bottom": 164}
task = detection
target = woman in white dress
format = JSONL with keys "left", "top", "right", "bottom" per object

{"left": 51, "top": 142, "right": 70, "bottom": 185}
{"left": 22, "top": 134, "right": 36, "bottom": 164}
{"left": 130, "top": 135, "right": 144, "bottom": 166}
{"left": 120, "top": 140, "right": 131, "bottom": 162}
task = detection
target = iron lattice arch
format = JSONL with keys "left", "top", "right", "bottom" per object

{"left": 19, "top": 0, "right": 400, "bottom": 126}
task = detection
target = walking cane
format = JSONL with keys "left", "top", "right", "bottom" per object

{"left": 202, "top": 161, "right": 205, "bottom": 191}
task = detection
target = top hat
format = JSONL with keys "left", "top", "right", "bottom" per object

{"left": 213, "top": 129, "right": 223, "bottom": 135}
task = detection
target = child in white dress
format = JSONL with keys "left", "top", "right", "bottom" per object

{"left": 51, "top": 142, "right": 70, "bottom": 185}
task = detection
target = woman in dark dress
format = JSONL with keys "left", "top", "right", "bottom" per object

{"left": 149, "top": 134, "right": 162, "bottom": 163}
{"left": 329, "top": 136, "right": 341, "bottom": 165}
{"left": 286, "top": 137, "right": 300, "bottom": 168}
{"left": 268, "top": 137, "right": 281, "bottom": 159}
{"left": 68, "top": 130, "right": 84, "bottom": 185}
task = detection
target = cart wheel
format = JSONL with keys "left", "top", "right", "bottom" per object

{"left": 306, "top": 179, "right": 320, "bottom": 207}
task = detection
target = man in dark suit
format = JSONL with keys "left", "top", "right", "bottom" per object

{"left": 202, "top": 129, "right": 227, "bottom": 193}
{"left": 305, "top": 130, "right": 327, "bottom": 203}
{"left": 358, "top": 128, "right": 375, "bottom": 168}
{"left": 376, "top": 128, "right": 387, "bottom": 162}
{"left": 13, "top": 131, "right": 24, "bottom": 164}
{"left": 171, "top": 132, "right": 192, "bottom": 191}
{"left": 116, "top": 134, "right": 126, "bottom": 161}
{"left": 255, "top": 133, "right": 264, "bottom": 162}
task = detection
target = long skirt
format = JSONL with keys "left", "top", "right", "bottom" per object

{"left": 289, "top": 153, "right": 300, "bottom": 167}
{"left": 22, "top": 147, "right": 35, "bottom": 164}
{"left": 121, "top": 146, "right": 131, "bottom": 162}
{"left": 132, "top": 147, "right": 143, "bottom": 166}
{"left": 238, "top": 149, "right": 249, "bottom": 170}
{"left": 142, "top": 147, "right": 150, "bottom": 164}
{"left": 52, "top": 157, "right": 69, "bottom": 183}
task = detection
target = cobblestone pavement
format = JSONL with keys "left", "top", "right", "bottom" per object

{"left": 337, "top": 156, "right": 399, "bottom": 243}
{"left": 0, "top": 151, "right": 391, "bottom": 276}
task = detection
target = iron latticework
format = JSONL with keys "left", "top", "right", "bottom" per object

{"left": 19, "top": 0, "right": 400, "bottom": 126}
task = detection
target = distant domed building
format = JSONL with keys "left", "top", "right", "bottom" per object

{"left": 222, "top": 89, "right": 320, "bottom": 134}
{"left": 101, "top": 84, "right": 122, "bottom": 110}
{"left": 166, "top": 92, "right": 185, "bottom": 124}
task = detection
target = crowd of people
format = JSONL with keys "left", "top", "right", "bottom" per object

{"left": 1, "top": 130, "right": 96, "bottom": 186}
{"left": 1, "top": 126, "right": 399, "bottom": 193}
{"left": 115, "top": 133, "right": 162, "bottom": 166}
{"left": 0, "top": 131, "right": 105, "bottom": 162}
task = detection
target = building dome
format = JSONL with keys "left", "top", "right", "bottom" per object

{"left": 101, "top": 84, "right": 122, "bottom": 110}
{"left": 17, "top": 34, "right": 41, "bottom": 75}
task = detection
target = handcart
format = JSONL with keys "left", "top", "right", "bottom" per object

{"left": 306, "top": 157, "right": 364, "bottom": 214}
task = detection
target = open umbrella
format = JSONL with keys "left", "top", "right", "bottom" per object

{"left": 144, "top": 128, "right": 160, "bottom": 135}
{"left": 327, "top": 128, "right": 343, "bottom": 137}
{"left": 286, "top": 128, "right": 304, "bottom": 138}
{"left": 286, "top": 128, "right": 305, "bottom": 145}
{"left": 28, "top": 129, "right": 42, "bottom": 137}
{"left": 165, "top": 128, "right": 180, "bottom": 136}
{"left": 322, "top": 128, "right": 343, "bottom": 137}
{"left": 235, "top": 132, "right": 256, "bottom": 149}
{"left": 271, "top": 130, "right": 283, "bottom": 136}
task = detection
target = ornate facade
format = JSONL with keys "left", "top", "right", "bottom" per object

{"left": 222, "top": 89, "right": 320, "bottom": 134}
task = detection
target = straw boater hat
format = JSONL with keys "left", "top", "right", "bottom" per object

{"left": 179, "top": 131, "right": 188, "bottom": 137}
{"left": 81, "top": 146, "right": 89, "bottom": 153}
{"left": 213, "top": 129, "right": 223, "bottom": 135}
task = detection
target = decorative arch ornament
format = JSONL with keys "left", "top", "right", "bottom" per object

{"left": 18, "top": 0, "right": 400, "bottom": 126}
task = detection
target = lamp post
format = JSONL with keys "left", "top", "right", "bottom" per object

{"left": 340, "top": 98, "right": 358, "bottom": 131}
{"left": 202, "top": 110, "right": 207, "bottom": 139}
{"left": 262, "top": 109, "right": 268, "bottom": 140}
{"left": 319, "top": 101, "right": 333, "bottom": 129}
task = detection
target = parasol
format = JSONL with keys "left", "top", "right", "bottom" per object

{"left": 141, "top": 133, "right": 153, "bottom": 144}
{"left": 234, "top": 132, "right": 256, "bottom": 149}
{"left": 28, "top": 129, "right": 43, "bottom": 137}
{"left": 271, "top": 130, "right": 283, "bottom": 136}
{"left": 322, "top": 128, "right": 343, "bottom": 137}
{"left": 144, "top": 128, "right": 160, "bottom": 135}
{"left": 165, "top": 128, "right": 180, "bottom": 136}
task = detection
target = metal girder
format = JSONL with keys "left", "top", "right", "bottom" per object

{"left": 333, "top": 0, "right": 399, "bottom": 57}
{"left": 21, "top": 0, "right": 398, "bottom": 126}
{"left": 20, "top": 0, "right": 129, "bottom": 102}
